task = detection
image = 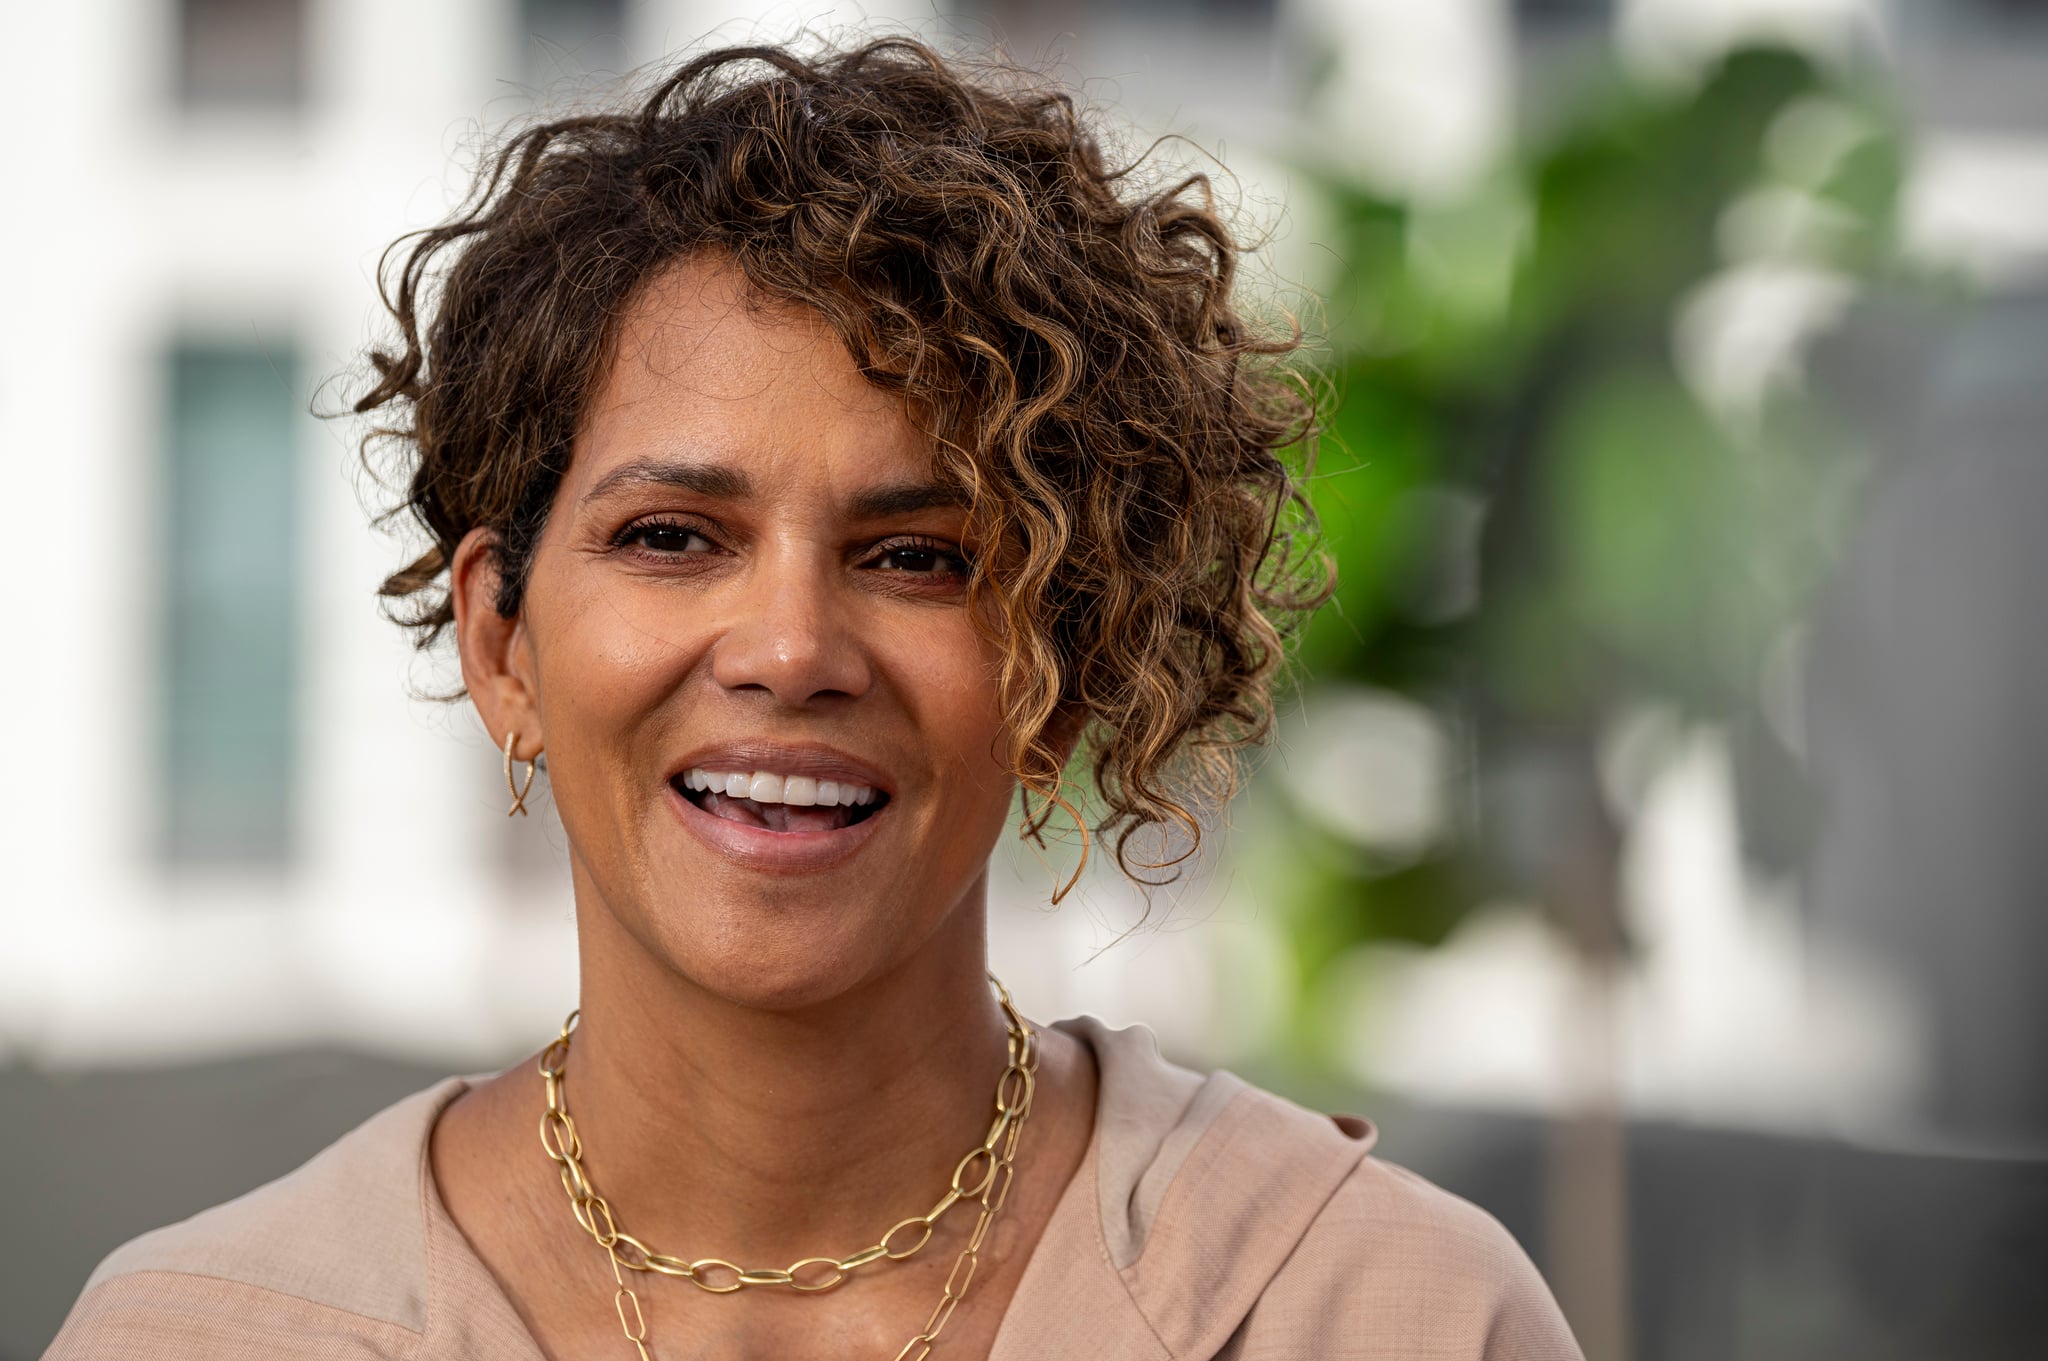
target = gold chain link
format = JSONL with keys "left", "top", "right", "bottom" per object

{"left": 538, "top": 974, "right": 1040, "bottom": 1359}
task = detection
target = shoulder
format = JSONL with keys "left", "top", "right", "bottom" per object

{"left": 43, "top": 1077, "right": 471, "bottom": 1361}
{"left": 1244, "top": 1118, "right": 1584, "bottom": 1360}
{"left": 1055, "top": 1017, "right": 1580, "bottom": 1359}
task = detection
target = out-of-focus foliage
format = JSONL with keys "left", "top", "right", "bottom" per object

{"left": 1270, "top": 46, "right": 1918, "bottom": 1065}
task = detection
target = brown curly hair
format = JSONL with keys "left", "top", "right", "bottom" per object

{"left": 352, "top": 36, "right": 1328, "bottom": 891}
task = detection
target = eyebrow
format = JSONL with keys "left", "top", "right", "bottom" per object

{"left": 579, "top": 457, "right": 968, "bottom": 519}
{"left": 581, "top": 459, "right": 753, "bottom": 506}
{"left": 847, "top": 481, "right": 970, "bottom": 518}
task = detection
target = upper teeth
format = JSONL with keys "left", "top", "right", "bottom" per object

{"left": 680, "top": 768, "right": 878, "bottom": 807}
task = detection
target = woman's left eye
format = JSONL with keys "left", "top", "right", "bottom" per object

{"left": 869, "top": 541, "right": 970, "bottom": 576}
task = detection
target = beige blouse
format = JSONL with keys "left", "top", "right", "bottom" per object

{"left": 45, "top": 1016, "right": 1583, "bottom": 1359}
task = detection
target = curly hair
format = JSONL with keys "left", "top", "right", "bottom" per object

{"left": 352, "top": 36, "right": 1329, "bottom": 891}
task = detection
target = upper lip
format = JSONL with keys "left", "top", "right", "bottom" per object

{"left": 666, "top": 740, "right": 896, "bottom": 796}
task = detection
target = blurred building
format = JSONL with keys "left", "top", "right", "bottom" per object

{"left": 2, "top": 0, "right": 2044, "bottom": 1161}
{"left": 6, "top": 3, "right": 2048, "bottom": 1359}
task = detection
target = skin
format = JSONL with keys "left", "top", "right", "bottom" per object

{"left": 430, "top": 255, "right": 1097, "bottom": 1360}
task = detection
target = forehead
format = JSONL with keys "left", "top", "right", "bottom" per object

{"left": 569, "top": 254, "right": 931, "bottom": 495}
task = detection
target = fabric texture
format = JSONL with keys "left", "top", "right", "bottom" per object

{"left": 44, "top": 1016, "right": 1582, "bottom": 1360}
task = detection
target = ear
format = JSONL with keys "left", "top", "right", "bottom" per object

{"left": 451, "top": 526, "right": 541, "bottom": 759}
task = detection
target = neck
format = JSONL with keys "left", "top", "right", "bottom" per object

{"left": 553, "top": 879, "right": 1017, "bottom": 1267}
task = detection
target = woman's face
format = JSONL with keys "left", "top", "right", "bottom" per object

{"left": 461, "top": 256, "right": 1023, "bottom": 1010}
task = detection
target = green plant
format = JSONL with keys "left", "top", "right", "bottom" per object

{"left": 1273, "top": 45, "right": 1918, "bottom": 1063}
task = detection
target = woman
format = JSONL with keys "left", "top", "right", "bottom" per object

{"left": 48, "top": 37, "right": 1581, "bottom": 1361}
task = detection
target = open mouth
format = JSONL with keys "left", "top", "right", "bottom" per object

{"left": 671, "top": 767, "right": 890, "bottom": 835}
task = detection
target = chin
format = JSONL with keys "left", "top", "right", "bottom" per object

{"left": 639, "top": 881, "right": 936, "bottom": 1016}
{"left": 569, "top": 784, "right": 997, "bottom": 1015}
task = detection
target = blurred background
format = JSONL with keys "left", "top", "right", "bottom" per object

{"left": 3, "top": 1, "right": 2045, "bottom": 1357}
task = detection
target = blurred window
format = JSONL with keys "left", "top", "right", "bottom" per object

{"left": 959, "top": 0, "right": 1277, "bottom": 22}
{"left": 1516, "top": 0, "right": 1612, "bottom": 27}
{"left": 1895, "top": 0, "right": 2048, "bottom": 39}
{"left": 520, "top": 0, "right": 628, "bottom": 87}
{"left": 161, "top": 342, "right": 302, "bottom": 865}
{"left": 176, "top": 0, "right": 307, "bottom": 109}
{"left": 1951, "top": 0, "right": 2048, "bottom": 27}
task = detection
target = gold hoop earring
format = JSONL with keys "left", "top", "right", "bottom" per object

{"left": 505, "top": 730, "right": 539, "bottom": 817}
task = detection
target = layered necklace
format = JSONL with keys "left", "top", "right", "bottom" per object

{"left": 537, "top": 974, "right": 1040, "bottom": 1360}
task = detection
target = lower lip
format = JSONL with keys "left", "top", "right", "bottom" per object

{"left": 664, "top": 781, "right": 887, "bottom": 873}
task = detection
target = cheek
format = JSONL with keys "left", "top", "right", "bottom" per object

{"left": 541, "top": 566, "right": 710, "bottom": 687}
{"left": 523, "top": 560, "right": 710, "bottom": 786}
{"left": 884, "top": 617, "right": 1014, "bottom": 784}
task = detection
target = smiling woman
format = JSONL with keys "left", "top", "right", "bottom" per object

{"left": 44, "top": 35, "right": 1581, "bottom": 1361}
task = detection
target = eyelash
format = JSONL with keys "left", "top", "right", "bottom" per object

{"left": 868, "top": 535, "right": 973, "bottom": 578}
{"left": 610, "top": 518, "right": 972, "bottom": 579}
{"left": 611, "top": 517, "right": 714, "bottom": 557}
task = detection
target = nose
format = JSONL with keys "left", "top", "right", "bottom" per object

{"left": 708, "top": 547, "right": 872, "bottom": 706}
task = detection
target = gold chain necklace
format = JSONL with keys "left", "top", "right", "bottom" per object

{"left": 537, "top": 975, "right": 1040, "bottom": 1360}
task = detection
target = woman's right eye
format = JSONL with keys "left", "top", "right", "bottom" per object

{"left": 617, "top": 519, "right": 715, "bottom": 555}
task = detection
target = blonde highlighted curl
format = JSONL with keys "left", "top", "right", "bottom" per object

{"left": 352, "top": 37, "right": 1331, "bottom": 892}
